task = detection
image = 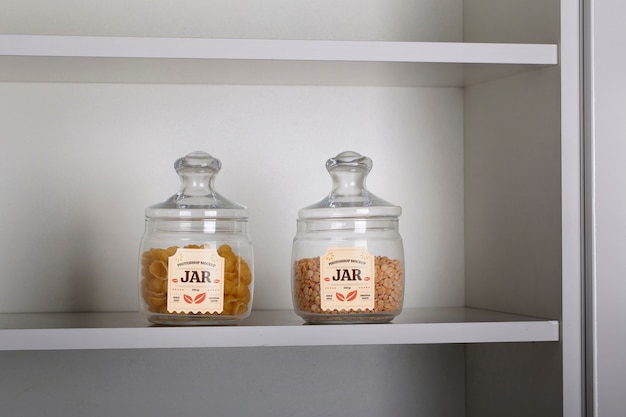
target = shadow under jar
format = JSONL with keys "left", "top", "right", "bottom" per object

{"left": 292, "top": 151, "right": 404, "bottom": 324}
{"left": 138, "top": 151, "right": 253, "bottom": 325}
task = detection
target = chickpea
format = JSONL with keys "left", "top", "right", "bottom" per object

{"left": 293, "top": 255, "right": 403, "bottom": 321}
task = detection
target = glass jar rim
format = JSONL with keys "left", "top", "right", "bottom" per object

{"left": 298, "top": 205, "right": 401, "bottom": 219}
{"left": 146, "top": 207, "right": 248, "bottom": 219}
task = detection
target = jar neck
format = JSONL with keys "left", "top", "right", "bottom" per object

{"left": 146, "top": 218, "right": 248, "bottom": 234}
{"left": 297, "top": 217, "right": 399, "bottom": 233}
{"left": 329, "top": 170, "right": 368, "bottom": 199}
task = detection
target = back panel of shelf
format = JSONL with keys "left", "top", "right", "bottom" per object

{"left": 0, "top": 344, "right": 466, "bottom": 417}
{"left": 0, "top": 0, "right": 463, "bottom": 41}
{"left": 0, "top": 82, "right": 465, "bottom": 313}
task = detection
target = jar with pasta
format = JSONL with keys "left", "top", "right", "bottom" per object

{"left": 292, "top": 151, "right": 405, "bottom": 324}
{"left": 138, "top": 151, "right": 253, "bottom": 325}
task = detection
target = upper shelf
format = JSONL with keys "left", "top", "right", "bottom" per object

{"left": 0, "top": 307, "right": 559, "bottom": 351}
{"left": 0, "top": 35, "right": 558, "bottom": 86}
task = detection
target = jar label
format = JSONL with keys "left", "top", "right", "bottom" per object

{"left": 167, "top": 247, "right": 225, "bottom": 314}
{"left": 319, "top": 247, "right": 375, "bottom": 311}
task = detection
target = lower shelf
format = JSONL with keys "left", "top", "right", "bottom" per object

{"left": 0, "top": 307, "right": 559, "bottom": 351}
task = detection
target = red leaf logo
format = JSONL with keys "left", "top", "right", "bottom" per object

{"left": 194, "top": 293, "right": 207, "bottom": 304}
{"left": 213, "top": 279, "right": 220, "bottom": 284}
{"left": 172, "top": 278, "right": 179, "bottom": 283}
{"left": 336, "top": 292, "right": 345, "bottom": 302}
{"left": 183, "top": 294, "right": 193, "bottom": 304}
{"left": 346, "top": 290, "right": 358, "bottom": 301}
{"left": 364, "top": 276, "right": 371, "bottom": 281}
{"left": 324, "top": 277, "right": 331, "bottom": 282}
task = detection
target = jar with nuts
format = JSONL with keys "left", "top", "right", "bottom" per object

{"left": 292, "top": 151, "right": 404, "bottom": 324}
{"left": 138, "top": 151, "right": 253, "bottom": 325}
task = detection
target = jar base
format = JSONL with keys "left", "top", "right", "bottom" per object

{"left": 147, "top": 313, "right": 247, "bottom": 326}
{"left": 297, "top": 311, "right": 399, "bottom": 324}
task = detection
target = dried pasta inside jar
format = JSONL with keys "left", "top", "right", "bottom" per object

{"left": 140, "top": 244, "right": 252, "bottom": 321}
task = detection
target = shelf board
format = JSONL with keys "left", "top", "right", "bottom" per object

{"left": 0, "top": 307, "right": 559, "bottom": 351}
{"left": 0, "top": 35, "right": 557, "bottom": 86}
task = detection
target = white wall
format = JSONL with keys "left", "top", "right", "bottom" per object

{"left": 587, "top": 0, "right": 626, "bottom": 414}
{"left": 0, "top": 83, "right": 465, "bottom": 313}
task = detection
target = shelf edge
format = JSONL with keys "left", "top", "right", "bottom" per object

{"left": 0, "top": 319, "right": 559, "bottom": 351}
{"left": 0, "top": 35, "right": 558, "bottom": 65}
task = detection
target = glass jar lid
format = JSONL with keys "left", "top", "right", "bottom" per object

{"left": 146, "top": 151, "right": 248, "bottom": 219}
{"left": 298, "top": 151, "right": 401, "bottom": 219}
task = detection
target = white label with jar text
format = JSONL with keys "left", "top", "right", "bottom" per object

{"left": 319, "top": 247, "right": 375, "bottom": 311}
{"left": 167, "top": 248, "right": 224, "bottom": 314}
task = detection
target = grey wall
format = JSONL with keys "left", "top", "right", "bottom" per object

{"left": 0, "top": 345, "right": 464, "bottom": 417}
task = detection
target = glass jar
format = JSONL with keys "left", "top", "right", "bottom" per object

{"left": 138, "top": 151, "right": 253, "bottom": 325}
{"left": 292, "top": 151, "right": 404, "bottom": 324}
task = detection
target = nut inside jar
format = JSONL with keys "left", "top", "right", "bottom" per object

{"left": 293, "top": 255, "right": 403, "bottom": 320}
{"left": 140, "top": 243, "right": 252, "bottom": 317}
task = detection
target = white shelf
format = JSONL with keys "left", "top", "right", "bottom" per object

{"left": 0, "top": 35, "right": 558, "bottom": 86}
{"left": 0, "top": 308, "right": 559, "bottom": 351}
{"left": 0, "top": 35, "right": 557, "bottom": 63}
